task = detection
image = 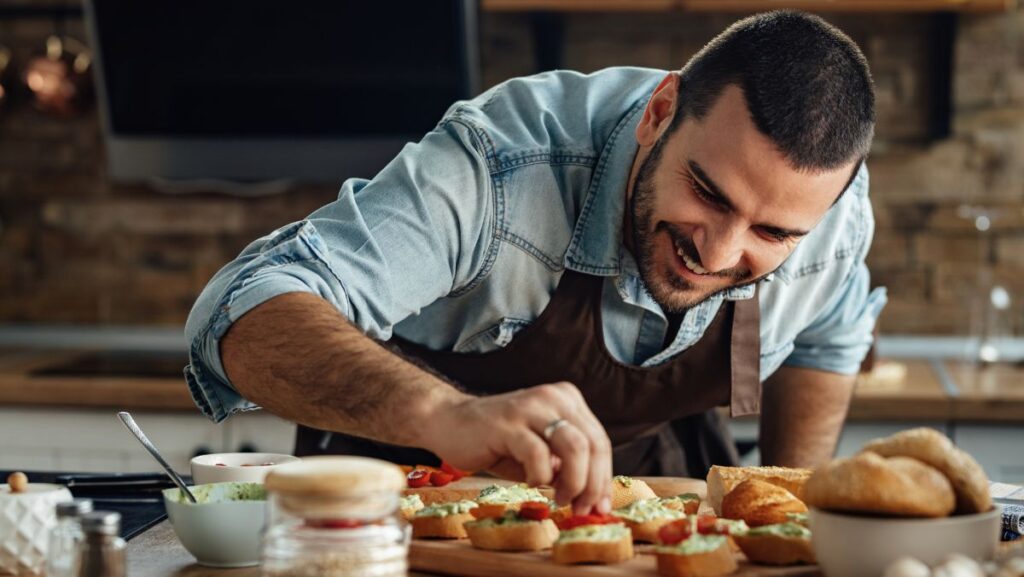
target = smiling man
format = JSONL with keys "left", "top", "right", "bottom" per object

{"left": 185, "top": 11, "right": 886, "bottom": 515}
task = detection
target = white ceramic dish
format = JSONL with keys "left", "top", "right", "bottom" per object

{"left": 809, "top": 507, "right": 1001, "bottom": 577}
{"left": 162, "top": 482, "right": 267, "bottom": 568}
{"left": 0, "top": 483, "right": 73, "bottom": 576}
{"left": 190, "top": 452, "right": 300, "bottom": 485}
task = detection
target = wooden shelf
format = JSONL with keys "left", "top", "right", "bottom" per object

{"left": 483, "top": 0, "right": 1014, "bottom": 12}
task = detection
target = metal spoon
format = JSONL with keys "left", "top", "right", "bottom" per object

{"left": 116, "top": 411, "right": 196, "bottom": 503}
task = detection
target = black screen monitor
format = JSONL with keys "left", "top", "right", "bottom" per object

{"left": 85, "top": 1, "right": 480, "bottom": 184}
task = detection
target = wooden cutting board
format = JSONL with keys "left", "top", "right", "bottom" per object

{"left": 408, "top": 476, "right": 822, "bottom": 577}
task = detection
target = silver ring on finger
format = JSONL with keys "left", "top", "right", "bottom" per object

{"left": 543, "top": 418, "right": 569, "bottom": 442}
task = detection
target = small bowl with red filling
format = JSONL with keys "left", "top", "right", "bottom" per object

{"left": 191, "top": 452, "right": 301, "bottom": 485}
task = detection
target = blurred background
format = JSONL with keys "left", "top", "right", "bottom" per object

{"left": 0, "top": 0, "right": 1021, "bottom": 482}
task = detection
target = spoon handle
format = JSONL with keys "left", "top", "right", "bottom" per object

{"left": 117, "top": 411, "right": 197, "bottom": 503}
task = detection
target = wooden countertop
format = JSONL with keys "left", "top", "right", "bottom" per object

{"left": 1, "top": 349, "right": 1022, "bottom": 422}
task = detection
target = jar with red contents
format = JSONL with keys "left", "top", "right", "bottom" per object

{"left": 261, "top": 456, "right": 409, "bottom": 577}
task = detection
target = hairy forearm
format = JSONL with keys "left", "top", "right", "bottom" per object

{"left": 220, "top": 291, "right": 470, "bottom": 448}
{"left": 759, "top": 366, "right": 856, "bottom": 468}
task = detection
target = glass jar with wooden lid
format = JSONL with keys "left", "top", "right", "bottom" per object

{"left": 261, "top": 456, "right": 409, "bottom": 577}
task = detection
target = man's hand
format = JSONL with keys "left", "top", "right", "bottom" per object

{"left": 424, "top": 382, "right": 613, "bottom": 515}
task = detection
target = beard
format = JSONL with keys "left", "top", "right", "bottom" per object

{"left": 628, "top": 134, "right": 758, "bottom": 314}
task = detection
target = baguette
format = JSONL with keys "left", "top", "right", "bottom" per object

{"left": 706, "top": 466, "right": 811, "bottom": 515}
{"left": 655, "top": 535, "right": 738, "bottom": 577}
{"left": 464, "top": 516, "right": 559, "bottom": 551}
{"left": 720, "top": 479, "right": 807, "bottom": 526}
{"left": 733, "top": 523, "right": 815, "bottom": 565}
{"left": 552, "top": 524, "right": 634, "bottom": 564}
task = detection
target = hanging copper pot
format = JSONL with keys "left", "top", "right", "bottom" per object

{"left": 22, "top": 34, "right": 92, "bottom": 117}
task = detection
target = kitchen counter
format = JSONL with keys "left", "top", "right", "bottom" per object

{"left": 1, "top": 346, "right": 1023, "bottom": 422}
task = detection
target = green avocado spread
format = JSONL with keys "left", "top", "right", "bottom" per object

{"left": 557, "top": 523, "right": 630, "bottom": 543}
{"left": 476, "top": 483, "right": 546, "bottom": 505}
{"left": 612, "top": 475, "right": 634, "bottom": 488}
{"left": 414, "top": 500, "right": 477, "bottom": 518}
{"left": 655, "top": 534, "right": 728, "bottom": 556}
{"left": 745, "top": 522, "right": 811, "bottom": 539}
{"left": 164, "top": 482, "right": 266, "bottom": 504}
{"left": 465, "top": 511, "right": 534, "bottom": 528}
{"left": 400, "top": 494, "right": 424, "bottom": 510}
{"left": 612, "top": 498, "right": 685, "bottom": 523}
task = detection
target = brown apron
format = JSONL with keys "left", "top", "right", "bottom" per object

{"left": 294, "top": 269, "right": 761, "bottom": 478}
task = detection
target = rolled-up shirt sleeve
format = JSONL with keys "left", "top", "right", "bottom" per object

{"left": 184, "top": 117, "right": 495, "bottom": 422}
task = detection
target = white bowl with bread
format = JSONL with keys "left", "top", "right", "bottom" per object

{"left": 804, "top": 428, "right": 1000, "bottom": 577}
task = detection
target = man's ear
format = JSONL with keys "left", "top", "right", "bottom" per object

{"left": 636, "top": 73, "right": 680, "bottom": 147}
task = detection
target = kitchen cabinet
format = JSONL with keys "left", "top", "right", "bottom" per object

{"left": 0, "top": 407, "right": 296, "bottom": 473}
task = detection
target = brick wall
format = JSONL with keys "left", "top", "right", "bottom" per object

{"left": 0, "top": 6, "right": 1020, "bottom": 334}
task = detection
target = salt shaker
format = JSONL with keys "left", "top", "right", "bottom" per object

{"left": 77, "top": 511, "right": 126, "bottom": 577}
{"left": 47, "top": 499, "right": 93, "bottom": 577}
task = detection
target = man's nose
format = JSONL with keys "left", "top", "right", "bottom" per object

{"left": 697, "top": 221, "right": 744, "bottom": 274}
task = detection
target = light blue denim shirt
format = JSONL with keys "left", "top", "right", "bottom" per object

{"left": 185, "top": 67, "right": 887, "bottom": 423}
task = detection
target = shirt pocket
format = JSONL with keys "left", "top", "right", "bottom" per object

{"left": 453, "top": 317, "right": 532, "bottom": 353}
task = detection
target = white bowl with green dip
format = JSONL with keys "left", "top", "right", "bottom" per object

{"left": 162, "top": 482, "right": 267, "bottom": 568}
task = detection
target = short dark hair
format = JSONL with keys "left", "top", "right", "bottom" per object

{"left": 670, "top": 11, "right": 875, "bottom": 171}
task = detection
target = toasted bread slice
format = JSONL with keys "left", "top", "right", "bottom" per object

{"left": 410, "top": 512, "right": 474, "bottom": 539}
{"left": 552, "top": 533, "right": 634, "bottom": 565}
{"left": 706, "top": 466, "right": 811, "bottom": 515}
{"left": 464, "top": 518, "right": 559, "bottom": 551}
{"left": 624, "top": 518, "right": 678, "bottom": 543}
{"left": 655, "top": 536, "right": 738, "bottom": 577}
{"left": 734, "top": 532, "right": 815, "bottom": 565}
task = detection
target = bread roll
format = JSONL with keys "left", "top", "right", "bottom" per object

{"left": 862, "top": 428, "right": 991, "bottom": 514}
{"left": 721, "top": 479, "right": 807, "bottom": 527}
{"left": 803, "top": 452, "right": 955, "bottom": 517}
{"left": 611, "top": 476, "right": 658, "bottom": 509}
{"left": 706, "top": 466, "right": 811, "bottom": 515}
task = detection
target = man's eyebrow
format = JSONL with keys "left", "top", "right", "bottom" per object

{"left": 687, "top": 159, "right": 811, "bottom": 238}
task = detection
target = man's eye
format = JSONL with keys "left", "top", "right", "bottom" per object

{"left": 762, "top": 229, "right": 791, "bottom": 243}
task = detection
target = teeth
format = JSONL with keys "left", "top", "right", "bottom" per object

{"left": 676, "top": 247, "right": 708, "bottom": 275}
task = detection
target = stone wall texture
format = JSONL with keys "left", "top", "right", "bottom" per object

{"left": 1, "top": 6, "right": 1022, "bottom": 335}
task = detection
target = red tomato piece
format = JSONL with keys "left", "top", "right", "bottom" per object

{"left": 518, "top": 501, "right": 550, "bottom": 521}
{"left": 658, "top": 519, "right": 692, "bottom": 545}
{"left": 696, "top": 514, "right": 720, "bottom": 535}
{"left": 439, "top": 461, "right": 469, "bottom": 481}
{"left": 305, "top": 519, "right": 363, "bottom": 529}
{"left": 407, "top": 469, "right": 431, "bottom": 488}
{"left": 429, "top": 471, "right": 454, "bottom": 487}
{"left": 556, "top": 513, "right": 618, "bottom": 531}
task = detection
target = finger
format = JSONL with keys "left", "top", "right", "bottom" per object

{"left": 506, "top": 429, "right": 555, "bottom": 487}
{"left": 487, "top": 456, "right": 526, "bottom": 482}
{"left": 549, "top": 384, "right": 613, "bottom": 513}
{"left": 546, "top": 422, "right": 591, "bottom": 510}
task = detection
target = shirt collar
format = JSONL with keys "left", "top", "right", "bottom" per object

{"left": 563, "top": 100, "right": 645, "bottom": 277}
